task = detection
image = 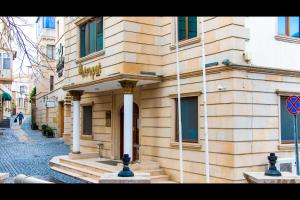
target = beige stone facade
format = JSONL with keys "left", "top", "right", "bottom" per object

{"left": 36, "top": 17, "right": 300, "bottom": 183}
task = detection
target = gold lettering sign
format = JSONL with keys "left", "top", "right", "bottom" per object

{"left": 78, "top": 63, "right": 101, "bottom": 79}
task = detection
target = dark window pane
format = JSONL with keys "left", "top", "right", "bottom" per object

{"left": 83, "top": 106, "right": 93, "bottom": 135}
{"left": 3, "top": 58, "right": 10, "bottom": 69}
{"left": 188, "top": 16, "right": 197, "bottom": 39}
{"left": 89, "top": 21, "right": 96, "bottom": 53}
{"left": 289, "top": 16, "right": 300, "bottom": 38}
{"left": 80, "top": 25, "right": 86, "bottom": 57}
{"left": 176, "top": 96, "right": 198, "bottom": 142}
{"left": 280, "top": 96, "right": 300, "bottom": 142}
{"left": 278, "top": 17, "right": 286, "bottom": 35}
{"left": 96, "top": 17, "right": 103, "bottom": 51}
{"left": 50, "top": 76, "right": 54, "bottom": 91}
{"left": 178, "top": 16, "right": 186, "bottom": 40}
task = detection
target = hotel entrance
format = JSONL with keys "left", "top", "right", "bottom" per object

{"left": 120, "top": 102, "right": 139, "bottom": 162}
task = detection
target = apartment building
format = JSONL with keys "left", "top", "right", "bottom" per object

{"left": 45, "top": 17, "right": 300, "bottom": 183}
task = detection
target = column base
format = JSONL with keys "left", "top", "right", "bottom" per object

{"left": 68, "top": 152, "right": 81, "bottom": 159}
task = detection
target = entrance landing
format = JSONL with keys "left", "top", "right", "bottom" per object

{"left": 49, "top": 155, "right": 176, "bottom": 183}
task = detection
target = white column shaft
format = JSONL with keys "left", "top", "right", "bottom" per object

{"left": 72, "top": 100, "right": 80, "bottom": 153}
{"left": 124, "top": 94, "right": 133, "bottom": 160}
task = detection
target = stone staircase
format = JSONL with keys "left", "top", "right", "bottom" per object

{"left": 0, "top": 119, "right": 10, "bottom": 128}
{"left": 49, "top": 155, "right": 176, "bottom": 183}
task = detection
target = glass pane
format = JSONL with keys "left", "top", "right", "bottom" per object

{"left": 176, "top": 97, "right": 198, "bottom": 142}
{"left": 3, "top": 58, "right": 10, "bottom": 69}
{"left": 289, "top": 16, "right": 300, "bottom": 38}
{"left": 278, "top": 17, "right": 286, "bottom": 35}
{"left": 178, "top": 16, "right": 186, "bottom": 40}
{"left": 89, "top": 21, "right": 96, "bottom": 53}
{"left": 80, "top": 25, "right": 86, "bottom": 57}
{"left": 83, "top": 106, "right": 93, "bottom": 135}
{"left": 280, "top": 96, "right": 300, "bottom": 142}
{"left": 188, "top": 16, "right": 197, "bottom": 39}
{"left": 96, "top": 17, "right": 103, "bottom": 51}
{"left": 44, "top": 17, "right": 55, "bottom": 29}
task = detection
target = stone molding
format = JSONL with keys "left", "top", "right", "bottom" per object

{"left": 274, "top": 35, "right": 300, "bottom": 44}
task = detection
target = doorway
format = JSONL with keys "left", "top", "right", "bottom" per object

{"left": 120, "top": 103, "right": 139, "bottom": 161}
{"left": 59, "top": 101, "right": 64, "bottom": 137}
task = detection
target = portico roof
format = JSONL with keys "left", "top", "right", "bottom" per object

{"left": 63, "top": 73, "right": 162, "bottom": 93}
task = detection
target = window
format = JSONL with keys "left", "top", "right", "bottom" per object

{"left": 18, "top": 98, "right": 23, "bottom": 107}
{"left": 57, "top": 20, "right": 60, "bottom": 39}
{"left": 178, "top": 16, "right": 197, "bottom": 41}
{"left": 20, "top": 85, "right": 27, "bottom": 94}
{"left": 280, "top": 96, "right": 300, "bottom": 143}
{"left": 50, "top": 76, "right": 54, "bottom": 91}
{"left": 83, "top": 106, "right": 93, "bottom": 135}
{"left": 0, "top": 52, "right": 11, "bottom": 69}
{"left": 175, "top": 96, "right": 198, "bottom": 143}
{"left": 278, "top": 16, "right": 300, "bottom": 38}
{"left": 80, "top": 17, "right": 103, "bottom": 57}
{"left": 47, "top": 45, "right": 55, "bottom": 59}
{"left": 43, "top": 17, "right": 55, "bottom": 29}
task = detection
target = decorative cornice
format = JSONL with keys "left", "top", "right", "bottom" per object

{"left": 63, "top": 73, "right": 161, "bottom": 91}
{"left": 74, "top": 17, "right": 94, "bottom": 26}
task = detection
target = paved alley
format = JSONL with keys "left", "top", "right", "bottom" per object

{"left": 0, "top": 116, "right": 82, "bottom": 183}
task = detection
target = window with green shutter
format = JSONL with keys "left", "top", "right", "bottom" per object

{"left": 178, "top": 16, "right": 198, "bottom": 41}
{"left": 280, "top": 96, "right": 300, "bottom": 143}
{"left": 79, "top": 17, "right": 104, "bottom": 57}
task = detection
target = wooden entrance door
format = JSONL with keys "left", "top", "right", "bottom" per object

{"left": 59, "top": 102, "right": 64, "bottom": 137}
{"left": 120, "top": 103, "right": 139, "bottom": 161}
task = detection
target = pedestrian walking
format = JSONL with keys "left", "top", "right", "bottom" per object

{"left": 16, "top": 112, "right": 24, "bottom": 125}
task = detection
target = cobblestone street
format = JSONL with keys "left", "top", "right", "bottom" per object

{"left": 0, "top": 116, "right": 82, "bottom": 183}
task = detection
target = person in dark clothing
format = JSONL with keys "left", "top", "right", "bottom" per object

{"left": 16, "top": 112, "right": 24, "bottom": 125}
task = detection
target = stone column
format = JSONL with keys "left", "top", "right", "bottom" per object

{"left": 119, "top": 80, "right": 137, "bottom": 161}
{"left": 69, "top": 90, "right": 84, "bottom": 154}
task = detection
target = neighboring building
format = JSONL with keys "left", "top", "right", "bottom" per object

{"left": 11, "top": 73, "right": 34, "bottom": 115}
{"left": 34, "top": 16, "right": 67, "bottom": 137}
{"left": 43, "top": 17, "right": 300, "bottom": 183}
{"left": 0, "top": 20, "right": 15, "bottom": 121}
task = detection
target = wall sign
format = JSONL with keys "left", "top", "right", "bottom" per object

{"left": 78, "top": 63, "right": 101, "bottom": 79}
{"left": 46, "top": 100, "right": 56, "bottom": 108}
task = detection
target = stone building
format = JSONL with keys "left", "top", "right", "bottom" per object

{"left": 42, "top": 16, "right": 300, "bottom": 183}
{"left": 0, "top": 20, "right": 16, "bottom": 121}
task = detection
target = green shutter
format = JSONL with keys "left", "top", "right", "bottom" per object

{"left": 178, "top": 16, "right": 186, "bottom": 40}
{"left": 89, "top": 21, "right": 96, "bottom": 53}
{"left": 188, "top": 16, "right": 197, "bottom": 39}
{"left": 96, "top": 17, "right": 103, "bottom": 51}
{"left": 80, "top": 24, "right": 86, "bottom": 57}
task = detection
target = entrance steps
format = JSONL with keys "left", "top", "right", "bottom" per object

{"left": 49, "top": 155, "right": 176, "bottom": 183}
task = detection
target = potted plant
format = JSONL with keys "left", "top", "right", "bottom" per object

{"left": 41, "top": 124, "right": 47, "bottom": 136}
{"left": 45, "top": 127, "right": 54, "bottom": 138}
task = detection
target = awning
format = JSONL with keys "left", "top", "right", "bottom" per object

{"left": 2, "top": 92, "right": 12, "bottom": 101}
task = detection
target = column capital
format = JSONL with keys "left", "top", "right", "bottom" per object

{"left": 68, "top": 90, "right": 84, "bottom": 101}
{"left": 119, "top": 80, "right": 138, "bottom": 94}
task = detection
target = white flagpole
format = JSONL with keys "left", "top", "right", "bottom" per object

{"left": 200, "top": 16, "right": 210, "bottom": 183}
{"left": 175, "top": 17, "right": 184, "bottom": 183}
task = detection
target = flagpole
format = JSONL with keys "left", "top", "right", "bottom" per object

{"left": 175, "top": 17, "right": 184, "bottom": 183}
{"left": 200, "top": 16, "right": 210, "bottom": 183}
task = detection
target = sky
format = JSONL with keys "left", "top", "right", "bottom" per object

{"left": 12, "top": 17, "right": 37, "bottom": 77}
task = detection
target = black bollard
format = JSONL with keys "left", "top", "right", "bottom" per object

{"left": 118, "top": 154, "right": 134, "bottom": 177}
{"left": 265, "top": 153, "right": 281, "bottom": 176}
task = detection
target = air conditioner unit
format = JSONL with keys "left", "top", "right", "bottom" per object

{"left": 273, "top": 158, "right": 296, "bottom": 175}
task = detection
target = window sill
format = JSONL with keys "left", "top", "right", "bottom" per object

{"left": 76, "top": 49, "right": 105, "bottom": 64}
{"left": 274, "top": 35, "right": 300, "bottom": 44}
{"left": 80, "top": 135, "right": 93, "bottom": 140}
{"left": 169, "top": 36, "right": 201, "bottom": 50}
{"left": 170, "top": 141, "right": 201, "bottom": 151}
{"left": 278, "top": 144, "right": 300, "bottom": 151}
